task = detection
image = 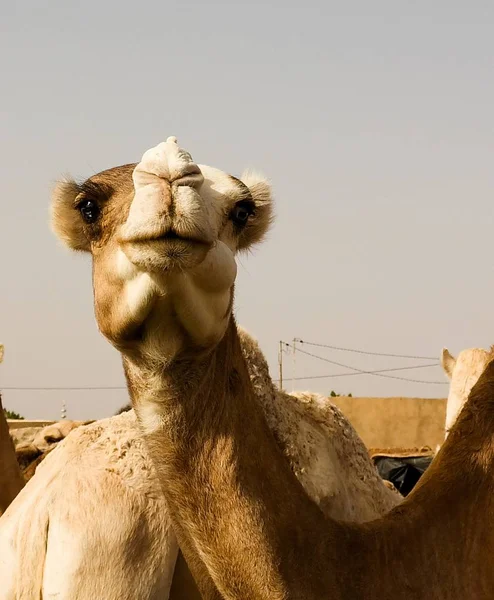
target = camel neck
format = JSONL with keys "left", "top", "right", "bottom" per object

{"left": 124, "top": 319, "right": 344, "bottom": 599}
{"left": 122, "top": 331, "right": 494, "bottom": 599}
{"left": 354, "top": 362, "right": 494, "bottom": 598}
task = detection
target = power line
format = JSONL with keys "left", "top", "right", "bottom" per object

{"left": 294, "top": 339, "right": 438, "bottom": 361}
{"left": 274, "top": 370, "right": 448, "bottom": 383}
{"left": 2, "top": 339, "right": 448, "bottom": 389}
{"left": 295, "top": 346, "right": 447, "bottom": 384}
{"left": 282, "top": 343, "right": 447, "bottom": 385}
{"left": 273, "top": 363, "right": 447, "bottom": 382}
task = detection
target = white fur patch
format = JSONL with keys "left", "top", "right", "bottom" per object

{"left": 137, "top": 402, "right": 166, "bottom": 435}
{"left": 124, "top": 273, "right": 158, "bottom": 321}
{"left": 116, "top": 248, "right": 139, "bottom": 281}
{"left": 135, "top": 138, "right": 200, "bottom": 183}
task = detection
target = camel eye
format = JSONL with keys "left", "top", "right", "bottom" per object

{"left": 231, "top": 200, "right": 255, "bottom": 227}
{"left": 77, "top": 199, "right": 100, "bottom": 224}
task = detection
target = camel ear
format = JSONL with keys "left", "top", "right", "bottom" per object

{"left": 441, "top": 348, "right": 456, "bottom": 379}
{"left": 50, "top": 179, "right": 90, "bottom": 252}
{"left": 237, "top": 170, "right": 274, "bottom": 251}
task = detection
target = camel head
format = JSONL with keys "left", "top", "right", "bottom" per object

{"left": 51, "top": 137, "right": 273, "bottom": 357}
{"left": 441, "top": 346, "right": 494, "bottom": 436}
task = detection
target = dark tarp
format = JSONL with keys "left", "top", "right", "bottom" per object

{"left": 373, "top": 455, "right": 434, "bottom": 496}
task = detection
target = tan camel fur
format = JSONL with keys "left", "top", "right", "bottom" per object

{"left": 0, "top": 410, "right": 178, "bottom": 600}
{"left": 49, "top": 137, "right": 494, "bottom": 599}
{"left": 48, "top": 140, "right": 494, "bottom": 600}
{"left": 57, "top": 140, "right": 486, "bottom": 600}
{"left": 0, "top": 344, "right": 25, "bottom": 516}
{"left": 0, "top": 332, "right": 398, "bottom": 600}
{"left": 43, "top": 141, "right": 399, "bottom": 596}
{"left": 67, "top": 132, "right": 494, "bottom": 600}
{"left": 49, "top": 137, "right": 294, "bottom": 598}
{"left": 441, "top": 345, "right": 494, "bottom": 437}
{"left": 147, "top": 346, "right": 494, "bottom": 600}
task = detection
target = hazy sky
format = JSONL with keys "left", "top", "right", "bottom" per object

{"left": 2, "top": 1, "right": 494, "bottom": 420}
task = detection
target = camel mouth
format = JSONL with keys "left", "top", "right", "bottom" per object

{"left": 119, "top": 226, "right": 215, "bottom": 272}
{"left": 149, "top": 230, "right": 213, "bottom": 248}
{"left": 120, "top": 228, "right": 214, "bottom": 249}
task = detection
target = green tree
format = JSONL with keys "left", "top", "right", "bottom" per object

{"left": 3, "top": 408, "right": 24, "bottom": 420}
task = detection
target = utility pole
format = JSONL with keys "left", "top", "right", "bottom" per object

{"left": 292, "top": 338, "right": 297, "bottom": 392}
{"left": 278, "top": 341, "right": 284, "bottom": 390}
{"left": 61, "top": 400, "right": 67, "bottom": 420}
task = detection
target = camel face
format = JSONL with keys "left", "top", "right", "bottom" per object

{"left": 442, "top": 346, "right": 494, "bottom": 436}
{"left": 51, "top": 138, "right": 272, "bottom": 350}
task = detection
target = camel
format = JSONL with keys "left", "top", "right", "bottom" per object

{"left": 0, "top": 139, "right": 398, "bottom": 600}
{"left": 441, "top": 345, "right": 494, "bottom": 437}
{"left": 0, "top": 345, "right": 25, "bottom": 516}
{"left": 20, "top": 445, "right": 56, "bottom": 481}
{"left": 14, "top": 419, "right": 87, "bottom": 472}
{"left": 51, "top": 136, "right": 494, "bottom": 599}
{"left": 0, "top": 333, "right": 398, "bottom": 599}
{"left": 0, "top": 409, "right": 178, "bottom": 599}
